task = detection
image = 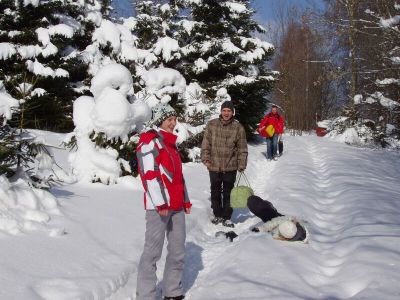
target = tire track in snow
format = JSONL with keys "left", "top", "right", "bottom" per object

{"left": 300, "top": 139, "right": 367, "bottom": 298}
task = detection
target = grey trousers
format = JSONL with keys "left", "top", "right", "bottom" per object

{"left": 136, "top": 210, "right": 186, "bottom": 300}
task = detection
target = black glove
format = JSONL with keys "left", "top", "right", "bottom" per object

{"left": 251, "top": 227, "right": 260, "bottom": 233}
{"left": 215, "top": 231, "right": 238, "bottom": 242}
{"left": 225, "top": 231, "right": 238, "bottom": 242}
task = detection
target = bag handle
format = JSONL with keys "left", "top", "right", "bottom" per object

{"left": 235, "top": 171, "right": 252, "bottom": 188}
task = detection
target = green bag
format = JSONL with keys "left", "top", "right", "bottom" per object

{"left": 230, "top": 172, "right": 253, "bottom": 208}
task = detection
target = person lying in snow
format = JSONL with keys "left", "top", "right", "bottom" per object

{"left": 248, "top": 195, "right": 309, "bottom": 242}
{"left": 216, "top": 195, "right": 309, "bottom": 243}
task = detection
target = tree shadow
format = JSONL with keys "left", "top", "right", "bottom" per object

{"left": 50, "top": 187, "right": 75, "bottom": 198}
{"left": 182, "top": 241, "right": 204, "bottom": 292}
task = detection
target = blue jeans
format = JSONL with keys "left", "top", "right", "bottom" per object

{"left": 266, "top": 134, "right": 279, "bottom": 159}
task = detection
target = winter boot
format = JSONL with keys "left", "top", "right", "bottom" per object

{"left": 222, "top": 219, "right": 235, "bottom": 228}
{"left": 211, "top": 217, "right": 223, "bottom": 225}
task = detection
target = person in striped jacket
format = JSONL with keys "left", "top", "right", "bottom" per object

{"left": 136, "top": 103, "right": 191, "bottom": 300}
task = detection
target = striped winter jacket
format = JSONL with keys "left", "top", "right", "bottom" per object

{"left": 136, "top": 129, "right": 191, "bottom": 211}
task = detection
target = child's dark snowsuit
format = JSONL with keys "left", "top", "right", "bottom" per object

{"left": 247, "top": 195, "right": 283, "bottom": 222}
{"left": 247, "top": 195, "right": 307, "bottom": 242}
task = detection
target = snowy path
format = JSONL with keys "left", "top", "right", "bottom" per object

{"left": 2, "top": 135, "right": 400, "bottom": 299}
{"left": 180, "top": 137, "right": 400, "bottom": 300}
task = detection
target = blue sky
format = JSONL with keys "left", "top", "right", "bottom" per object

{"left": 252, "top": 0, "right": 325, "bottom": 24}
{"left": 111, "top": 0, "right": 325, "bottom": 22}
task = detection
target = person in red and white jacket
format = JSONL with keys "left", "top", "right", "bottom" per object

{"left": 136, "top": 103, "right": 191, "bottom": 300}
{"left": 258, "top": 105, "right": 284, "bottom": 160}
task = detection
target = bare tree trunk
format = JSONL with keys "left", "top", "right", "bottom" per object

{"left": 346, "top": 0, "right": 358, "bottom": 106}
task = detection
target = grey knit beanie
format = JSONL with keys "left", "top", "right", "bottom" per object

{"left": 149, "top": 103, "right": 177, "bottom": 127}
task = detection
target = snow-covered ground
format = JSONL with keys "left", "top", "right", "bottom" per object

{"left": 1, "top": 134, "right": 400, "bottom": 300}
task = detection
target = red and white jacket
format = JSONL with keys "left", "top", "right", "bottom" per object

{"left": 136, "top": 129, "right": 192, "bottom": 211}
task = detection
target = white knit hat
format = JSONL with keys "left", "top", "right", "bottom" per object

{"left": 278, "top": 220, "right": 297, "bottom": 239}
{"left": 149, "top": 103, "right": 177, "bottom": 127}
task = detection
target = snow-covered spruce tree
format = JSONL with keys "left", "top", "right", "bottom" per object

{"left": 0, "top": 0, "right": 93, "bottom": 132}
{"left": 126, "top": 0, "right": 209, "bottom": 161}
{"left": 177, "top": 0, "right": 277, "bottom": 138}
{"left": 133, "top": 0, "right": 164, "bottom": 50}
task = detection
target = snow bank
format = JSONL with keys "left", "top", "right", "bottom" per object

{"left": 0, "top": 175, "right": 62, "bottom": 236}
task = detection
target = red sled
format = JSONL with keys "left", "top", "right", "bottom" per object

{"left": 316, "top": 127, "right": 327, "bottom": 137}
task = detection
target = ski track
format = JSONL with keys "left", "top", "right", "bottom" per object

{"left": 280, "top": 138, "right": 362, "bottom": 298}
{"left": 287, "top": 137, "right": 400, "bottom": 299}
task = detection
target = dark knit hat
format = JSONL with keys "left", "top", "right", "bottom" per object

{"left": 149, "top": 103, "right": 177, "bottom": 127}
{"left": 221, "top": 101, "right": 234, "bottom": 112}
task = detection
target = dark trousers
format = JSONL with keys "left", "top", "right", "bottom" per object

{"left": 209, "top": 170, "right": 237, "bottom": 220}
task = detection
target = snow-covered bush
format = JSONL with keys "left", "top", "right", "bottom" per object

{"left": 69, "top": 63, "right": 151, "bottom": 184}
{"left": 1, "top": 80, "right": 63, "bottom": 236}
{"left": 0, "top": 174, "right": 63, "bottom": 236}
{"left": 326, "top": 116, "right": 376, "bottom": 146}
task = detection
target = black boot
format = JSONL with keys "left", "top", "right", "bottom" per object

{"left": 164, "top": 296, "right": 184, "bottom": 300}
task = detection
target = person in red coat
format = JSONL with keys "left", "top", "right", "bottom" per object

{"left": 258, "top": 105, "right": 284, "bottom": 160}
{"left": 136, "top": 103, "right": 191, "bottom": 300}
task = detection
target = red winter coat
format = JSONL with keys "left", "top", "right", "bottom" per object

{"left": 136, "top": 129, "right": 191, "bottom": 211}
{"left": 258, "top": 112, "right": 284, "bottom": 137}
